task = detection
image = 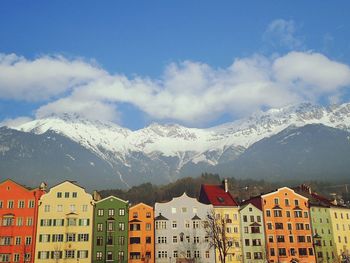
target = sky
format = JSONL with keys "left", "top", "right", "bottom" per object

{"left": 1, "top": 1, "right": 350, "bottom": 130}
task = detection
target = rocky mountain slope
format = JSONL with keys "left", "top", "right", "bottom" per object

{"left": 1, "top": 102, "right": 350, "bottom": 189}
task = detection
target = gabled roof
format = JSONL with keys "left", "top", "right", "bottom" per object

{"left": 155, "top": 213, "right": 169, "bottom": 221}
{"left": 249, "top": 222, "right": 261, "bottom": 227}
{"left": 199, "top": 184, "right": 239, "bottom": 207}
{"left": 0, "top": 178, "right": 43, "bottom": 192}
{"left": 129, "top": 218, "right": 141, "bottom": 223}
{"left": 96, "top": 195, "right": 128, "bottom": 204}
{"left": 240, "top": 196, "right": 263, "bottom": 210}
{"left": 191, "top": 214, "right": 201, "bottom": 220}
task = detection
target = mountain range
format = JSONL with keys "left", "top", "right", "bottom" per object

{"left": 1, "top": 102, "right": 350, "bottom": 190}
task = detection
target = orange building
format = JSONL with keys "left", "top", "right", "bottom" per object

{"left": 262, "top": 187, "right": 316, "bottom": 263}
{"left": 128, "top": 203, "right": 154, "bottom": 263}
{"left": 0, "top": 179, "right": 46, "bottom": 263}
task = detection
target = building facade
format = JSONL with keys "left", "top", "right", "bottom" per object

{"left": 199, "top": 180, "right": 242, "bottom": 263}
{"left": 34, "top": 181, "right": 94, "bottom": 263}
{"left": 0, "top": 179, "right": 46, "bottom": 263}
{"left": 261, "top": 187, "right": 316, "bottom": 263}
{"left": 240, "top": 203, "right": 266, "bottom": 263}
{"left": 128, "top": 203, "right": 154, "bottom": 263}
{"left": 155, "top": 193, "right": 214, "bottom": 263}
{"left": 329, "top": 206, "right": 350, "bottom": 262}
{"left": 295, "top": 185, "right": 338, "bottom": 263}
{"left": 92, "top": 195, "right": 129, "bottom": 263}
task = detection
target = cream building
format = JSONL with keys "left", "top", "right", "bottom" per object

{"left": 34, "top": 181, "right": 94, "bottom": 263}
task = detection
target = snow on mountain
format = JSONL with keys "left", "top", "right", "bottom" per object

{"left": 11, "top": 103, "right": 350, "bottom": 168}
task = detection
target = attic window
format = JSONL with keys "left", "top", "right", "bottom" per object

{"left": 217, "top": 197, "right": 225, "bottom": 203}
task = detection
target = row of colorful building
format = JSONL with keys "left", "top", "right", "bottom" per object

{"left": 0, "top": 178, "right": 349, "bottom": 263}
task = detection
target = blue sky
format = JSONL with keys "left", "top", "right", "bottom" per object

{"left": 1, "top": 1, "right": 350, "bottom": 129}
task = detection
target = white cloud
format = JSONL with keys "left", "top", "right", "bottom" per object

{"left": 2, "top": 51, "right": 350, "bottom": 126}
{"left": 0, "top": 116, "right": 33, "bottom": 128}
{"left": 264, "top": 19, "right": 302, "bottom": 49}
{"left": 0, "top": 53, "right": 106, "bottom": 101}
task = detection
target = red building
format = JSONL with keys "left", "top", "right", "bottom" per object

{"left": 0, "top": 179, "right": 46, "bottom": 263}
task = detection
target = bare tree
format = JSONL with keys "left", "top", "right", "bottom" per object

{"left": 205, "top": 210, "right": 233, "bottom": 263}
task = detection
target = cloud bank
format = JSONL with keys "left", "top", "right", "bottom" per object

{"left": 1, "top": 51, "right": 350, "bottom": 125}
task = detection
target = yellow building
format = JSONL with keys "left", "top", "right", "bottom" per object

{"left": 199, "top": 180, "right": 242, "bottom": 262}
{"left": 34, "top": 181, "right": 94, "bottom": 263}
{"left": 329, "top": 205, "right": 350, "bottom": 262}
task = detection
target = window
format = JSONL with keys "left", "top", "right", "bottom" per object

{"left": 270, "top": 248, "right": 275, "bottom": 257}
{"left": 275, "top": 222, "right": 283, "bottom": 229}
{"left": 245, "top": 239, "right": 250, "bottom": 246}
{"left": 274, "top": 198, "right": 279, "bottom": 204}
{"left": 257, "top": 215, "right": 261, "bottom": 222}
{"left": 57, "top": 205, "right": 63, "bottom": 212}
{"left": 107, "top": 222, "right": 114, "bottom": 231}
{"left": 0, "top": 237, "right": 12, "bottom": 245}
{"left": 146, "top": 212, "right": 151, "bottom": 218}
{"left": 97, "top": 209, "right": 104, "bottom": 216}
{"left": 118, "top": 251, "right": 124, "bottom": 261}
{"left": 298, "top": 248, "right": 307, "bottom": 256}
{"left": 193, "top": 220, "right": 200, "bottom": 229}
{"left": 14, "top": 254, "right": 20, "bottom": 262}
{"left": 96, "top": 237, "right": 103, "bottom": 246}
{"left": 52, "top": 234, "right": 64, "bottom": 242}
{"left": 96, "top": 252, "right": 103, "bottom": 260}
{"left": 294, "top": 199, "right": 299, "bottom": 206}
{"left": 174, "top": 251, "right": 178, "bottom": 258}
{"left": 298, "top": 236, "right": 306, "bottom": 243}
{"left": 82, "top": 205, "right": 88, "bottom": 212}
{"left": 278, "top": 248, "right": 287, "bottom": 256}
{"left": 294, "top": 211, "right": 302, "bottom": 218}
{"left": 186, "top": 251, "right": 191, "bottom": 258}
{"left": 130, "top": 237, "right": 140, "bottom": 244}
{"left": 243, "top": 215, "right": 247, "bottom": 222}
{"left": 118, "top": 236, "right": 125, "bottom": 245}
{"left": 277, "top": 235, "right": 285, "bottom": 242}
{"left": 246, "top": 252, "right": 251, "bottom": 259}
{"left": 66, "top": 233, "right": 76, "bottom": 242}
{"left": 266, "top": 210, "right": 271, "bottom": 217}
{"left": 67, "top": 218, "right": 76, "bottom": 226}
{"left": 64, "top": 192, "right": 69, "bottom": 198}
{"left": 130, "top": 223, "right": 140, "bottom": 231}
{"left": 79, "top": 218, "right": 90, "bottom": 226}
{"left": 44, "top": 205, "right": 50, "bottom": 212}
{"left": 57, "top": 192, "right": 62, "bottom": 198}
{"left": 185, "top": 220, "right": 190, "bottom": 228}
{"left": 172, "top": 221, "right": 177, "bottom": 229}
{"left": 18, "top": 200, "right": 25, "bottom": 208}
{"left": 194, "top": 251, "right": 200, "bottom": 258}
{"left": 205, "top": 251, "right": 210, "bottom": 258}
{"left": 77, "top": 250, "right": 88, "bottom": 259}
{"left": 107, "top": 252, "right": 113, "bottom": 261}
{"left": 25, "top": 237, "right": 31, "bottom": 245}
{"left": 26, "top": 217, "right": 33, "bottom": 226}
{"left": 254, "top": 252, "right": 263, "bottom": 259}
{"left": 119, "top": 208, "right": 125, "bottom": 216}
{"left": 8, "top": 200, "right": 14, "bottom": 209}
{"left": 16, "top": 217, "right": 23, "bottom": 226}
{"left": 267, "top": 223, "right": 272, "bottom": 230}
{"left": 158, "top": 251, "right": 167, "bottom": 258}
{"left": 304, "top": 211, "right": 308, "bottom": 218}
{"left": 0, "top": 201, "right": 2, "bottom": 208}
{"left": 194, "top": 236, "right": 199, "bottom": 243}
{"left": 15, "top": 237, "right": 21, "bottom": 245}
{"left": 78, "top": 234, "right": 89, "bottom": 241}
{"left": 268, "top": 236, "right": 274, "bottom": 243}
{"left": 157, "top": 236, "right": 167, "bottom": 244}
{"left": 39, "top": 234, "right": 50, "bottom": 243}
{"left": 108, "top": 209, "right": 115, "bottom": 216}
{"left": 289, "top": 236, "right": 294, "bottom": 243}
{"left": 97, "top": 223, "right": 103, "bottom": 232}
{"left": 133, "top": 212, "right": 138, "bottom": 218}
{"left": 274, "top": 210, "right": 282, "bottom": 217}
{"left": 72, "top": 192, "right": 77, "bottom": 198}
{"left": 286, "top": 211, "right": 291, "bottom": 217}
{"left": 38, "top": 251, "right": 49, "bottom": 259}
{"left": 285, "top": 199, "right": 290, "bottom": 206}
{"left": 65, "top": 250, "right": 75, "bottom": 259}
{"left": 252, "top": 239, "right": 261, "bottom": 246}
{"left": 28, "top": 200, "right": 35, "bottom": 208}
{"left": 118, "top": 222, "right": 125, "bottom": 231}
{"left": 182, "top": 207, "right": 187, "bottom": 213}
{"left": 146, "top": 236, "right": 151, "bottom": 243}
{"left": 146, "top": 223, "right": 151, "bottom": 230}
{"left": 69, "top": 205, "right": 76, "bottom": 212}
{"left": 173, "top": 236, "right": 178, "bottom": 243}
{"left": 130, "top": 252, "right": 141, "bottom": 259}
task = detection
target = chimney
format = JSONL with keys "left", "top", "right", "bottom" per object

{"left": 223, "top": 179, "right": 229, "bottom": 193}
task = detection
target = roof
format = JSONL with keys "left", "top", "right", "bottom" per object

{"left": 199, "top": 184, "right": 239, "bottom": 207}
{"left": 240, "top": 196, "right": 263, "bottom": 210}
{"left": 191, "top": 214, "right": 201, "bottom": 220}
{"left": 155, "top": 213, "right": 169, "bottom": 221}
{"left": 293, "top": 185, "right": 334, "bottom": 208}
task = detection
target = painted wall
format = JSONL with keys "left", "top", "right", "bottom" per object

{"left": 129, "top": 203, "right": 154, "bottom": 263}
{"left": 240, "top": 203, "right": 266, "bottom": 263}
{"left": 0, "top": 179, "right": 45, "bottom": 263}
{"left": 329, "top": 206, "right": 350, "bottom": 262}
{"left": 92, "top": 196, "right": 129, "bottom": 263}
{"left": 154, "top": 193, "right": 214, "bottom": 263}
{"left": 34, "top": 181, "right": 94, "bottom": 263}
{"left": 262, "top": 187, "right": 316, "bottom": 263}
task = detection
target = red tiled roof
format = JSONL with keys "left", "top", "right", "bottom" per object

{"left": 200, "top": 184, "right": 239, "bottom": 207}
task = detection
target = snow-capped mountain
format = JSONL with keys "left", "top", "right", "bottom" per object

{"left": 2, "top": 102, "right": 350, "bottom": 188}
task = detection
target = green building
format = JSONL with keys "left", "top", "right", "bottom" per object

{"left": 239, "top": 202, "right": 267, "bottom": 263}
{"left": 92, "top": 196, "right": 129, "bottom": 263}
{"left": 295, "top": 185, "right": 338, "bottom": 263}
